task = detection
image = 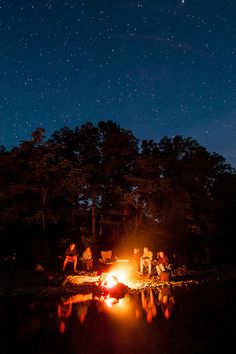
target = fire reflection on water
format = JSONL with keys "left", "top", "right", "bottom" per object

{"left": 1, "top": 281, "right": 233, "bottom": 354}
{"left": 57, "top": 285, "right": 175, "bottom": 335}
{"left": 141, "top": 289, "right": 157, "bottom": 323}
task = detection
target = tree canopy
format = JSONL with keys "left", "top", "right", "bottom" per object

{"left": 0, "top": 121, "right": 235, "bottom": 266}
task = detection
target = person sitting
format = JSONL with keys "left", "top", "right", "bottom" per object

{"left": 132, "top": 248, "right": 140, "bottom": 274}
{"left": 156, "top": 251, "right": 170, "bottom": 277}
{"left": 140, "top": 247, "right": 153, "bottom": 275}
{"left": 62, "top": 243, "right": 78, "bottom": 273}
{"left": 81, "top": 247, "right": 93, "bottom": 272}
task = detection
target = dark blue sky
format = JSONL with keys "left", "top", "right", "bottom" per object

{"left": 1, "top": 0, "right": 236, "bottom": 167}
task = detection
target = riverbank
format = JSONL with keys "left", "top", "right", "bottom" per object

{"left": 0, "top": 264, "right": 236, "bottom": 298}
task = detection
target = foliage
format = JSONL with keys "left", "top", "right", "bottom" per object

{"left": 0, "top": 122, "right": 235, "bottom": 266}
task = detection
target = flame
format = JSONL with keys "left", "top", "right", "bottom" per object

{"left": 110, "top": 270, "right": 127, "bottom": 284}
{"left": 100, "top": 267, "right": 131, "bottom": 288}
{"left": 100, "top": 273, "right": 119, "bottom": 288}
{"left": 105, "top": 265, "right": 131, "bottom": 285}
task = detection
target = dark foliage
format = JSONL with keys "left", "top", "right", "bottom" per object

{"left": 0, "top": 121, "right": 235, "bottom": 267}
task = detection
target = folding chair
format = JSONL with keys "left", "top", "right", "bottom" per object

{"left": 150, "top": 260, "right": 158, "bottom": 275}
{"left": 100, "top": 250, "right": 116, "bottom": 264}
{"left": 152, "top": 260, "right": 171, "bottom": 280}
{"left": 141, "top": 258, "right": 152, "bottom": 275}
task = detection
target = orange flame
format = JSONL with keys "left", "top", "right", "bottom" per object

{"left": 101, "top": 273, "right": 119, "bottom": 288}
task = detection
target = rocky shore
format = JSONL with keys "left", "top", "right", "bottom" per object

{"left": 0, "top": 264, "right": 236, "bottom": 298}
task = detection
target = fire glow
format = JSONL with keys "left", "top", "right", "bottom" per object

{"left": 100, "top": 273, "right": 119, "bottom": 288}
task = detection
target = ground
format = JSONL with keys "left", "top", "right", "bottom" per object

{"left": 0, "top": 263, "right": 236, "bottom": 298}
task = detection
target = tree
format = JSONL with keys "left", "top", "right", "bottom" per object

{"left": 0, "top": 121, "right": 235, "bottom": 266}
{"left": 98, "top": 120, "right": 138, "bottom": 243}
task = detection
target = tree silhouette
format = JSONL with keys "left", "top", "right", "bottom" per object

{"left": 0, "top": 121, "right": 235, "bottom": 266}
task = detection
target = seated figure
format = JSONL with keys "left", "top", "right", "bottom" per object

{"left": 82, "top": 247, "right": 93, "bottom": 271}
{"left": 63, "top": 243, "right": 78, "bottom": 273}
{"left": 156, "top": 251, "right": 169, "bottom": 277}
{"left": 140, "top": 247, "right": 153, "bottom": 275}
{"left": 132, "top": 248, "right": 140, "bottom": 273}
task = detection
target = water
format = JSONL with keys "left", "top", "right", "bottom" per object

{"left": 0, "top": 280, "right": 235, "bottom": 354}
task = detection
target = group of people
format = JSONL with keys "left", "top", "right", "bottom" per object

{"left": 132, "top": 247, "right": 170, "bottom": 277}
{"left": 62, "top": 243, "right": 170, "bottom": 278}
{"left": 62, "top": 243, "right": 93, "bottom": 273}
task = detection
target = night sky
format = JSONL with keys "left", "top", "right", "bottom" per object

{"left": 0, "top": 0, "right": 236, "bottom": 167}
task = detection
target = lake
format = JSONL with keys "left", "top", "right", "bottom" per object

{"left": 0, "top": 280, "right": 235, "bottom": 354}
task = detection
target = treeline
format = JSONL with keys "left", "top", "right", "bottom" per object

{"left": 0, "top": 120, "right": 235, "bottom": 267}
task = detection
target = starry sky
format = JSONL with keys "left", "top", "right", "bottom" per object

{"left": 0, "top": 0, "right": 236, "bottom": 167}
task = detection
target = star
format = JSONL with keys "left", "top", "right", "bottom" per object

{"left": 0, "top": 1, "right": 235, "bottom": 167}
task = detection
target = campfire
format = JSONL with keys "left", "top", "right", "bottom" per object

{"left": 97, "top": 271, "right": 129, "bottom": 299}
{"left": 64, "top": 259, "right": 158, "bottom": 290}
{"left": 99, "top": 273, "right": 120, "bottom": 288}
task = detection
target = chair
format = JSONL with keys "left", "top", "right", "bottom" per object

{"left": 150, "top": 259, "right": 158, "bottom": 275}
{"left": 141, "top": 258, "right": 153, "bottom": 275}
{"left": 142, "top": 259, "right": 162, "bottom": 276}
{"left": 152, "top": 259, "right": 172, "bottom": 280}
{"left": 100, "top": 250, "right": 116, "bottom": 264}
{"left": 142, "top": 262, "right": 151, "bottom": 275}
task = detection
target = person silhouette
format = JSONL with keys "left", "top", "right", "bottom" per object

{"left": 62, "top": 243, "right": 78, "bottom": 273}
{"left": 140, "top": 247, "right": 153, "bottom": 275}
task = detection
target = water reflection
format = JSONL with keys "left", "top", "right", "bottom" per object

{"left": 1, "top": 283, "right": 233, "bottom": 354}
{"left": 55, "top": 285, "right": 175, "bottom": 336}
{"left": 157, "top": 285, "right": 175, "bottom": 320}
{"left": 57, "top": 299, "right": 72, "bottom": 334}
{"left": 141, "top": 289, "right": 157, "bottom": 323}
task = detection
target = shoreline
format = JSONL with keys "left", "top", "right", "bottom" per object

{"left": 1, "top": 265, "right": 236, "bottom": 298}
